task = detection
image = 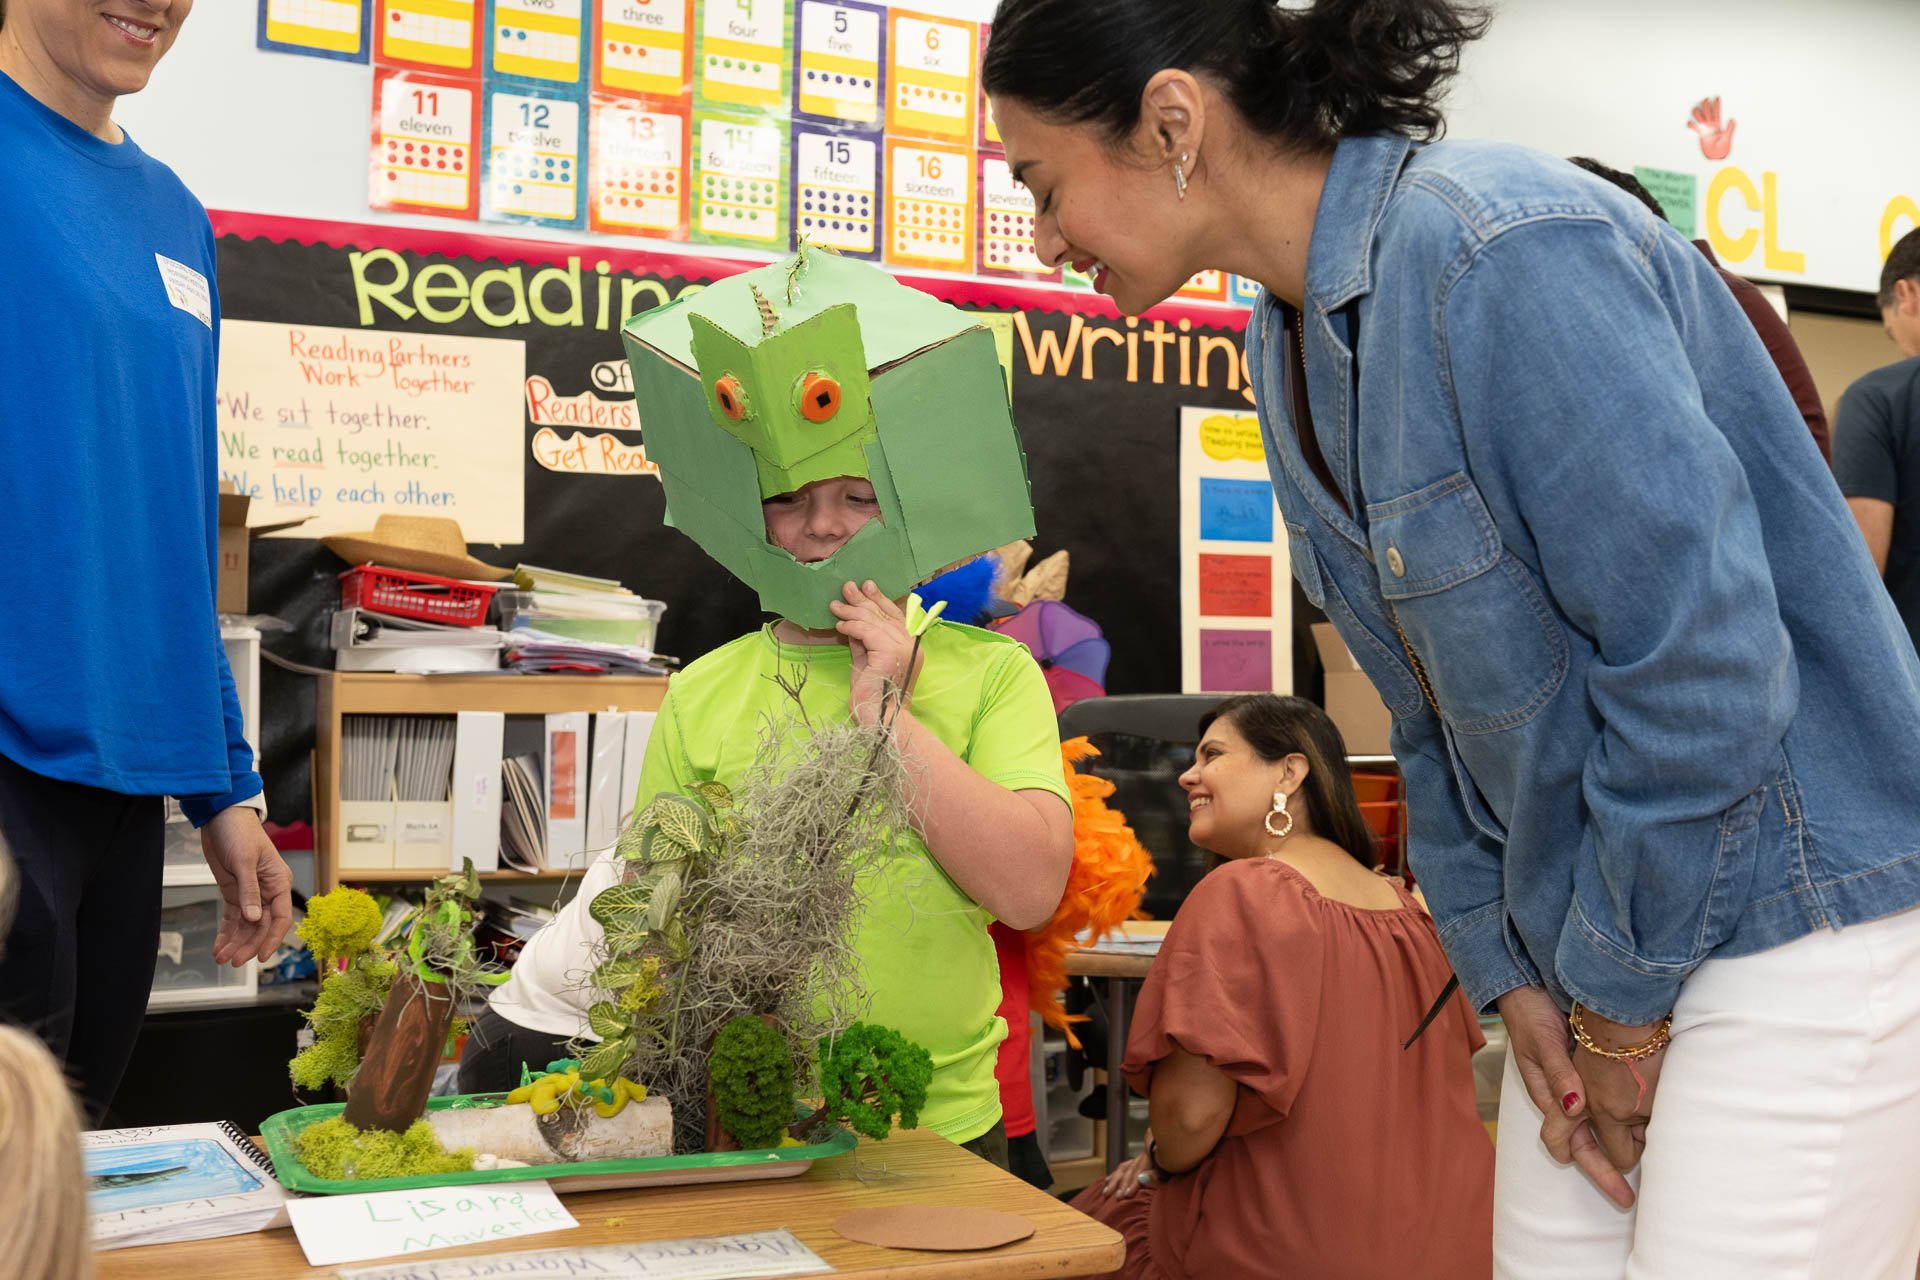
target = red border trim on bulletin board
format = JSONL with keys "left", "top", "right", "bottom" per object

{"left": 207, "top": 209, "right": 1252, "bottom": 331}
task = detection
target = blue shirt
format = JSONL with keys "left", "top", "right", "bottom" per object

{"left": 0, "top": 72, "right": 258, "bottom": 823}
{"left": 1251, "top": 133, "right": 1920, "bottom": 1024}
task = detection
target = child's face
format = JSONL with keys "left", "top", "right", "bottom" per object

{"left": 762, "top": 476, "right": 881, "bottom": 563}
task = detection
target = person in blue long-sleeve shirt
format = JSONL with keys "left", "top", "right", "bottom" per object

{"left": 0, "top": 0, "right": 292, "bottom": 1122}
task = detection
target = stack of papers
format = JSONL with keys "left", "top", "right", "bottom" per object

{"left": 505, "top": 628, "right": 671, "bottom": 676}
{"left": 500, "top": 754, "right": 547, "bottom": 870}
{"left": 508, "top": 564, "right": 668, "bottom": 661}
{"left": 85, "top": 1121, "right": 290, "bottom": 1250}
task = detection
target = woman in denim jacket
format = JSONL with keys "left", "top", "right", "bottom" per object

{"left": 987, "top": 2, "right": 1920, "bottom": 1276}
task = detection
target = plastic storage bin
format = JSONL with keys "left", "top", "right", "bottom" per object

{"left": 339, "top": 565, "right": 500, "bottom": 627}
{"left": 149, "top": 884, "right": 259, "bottom": 1008}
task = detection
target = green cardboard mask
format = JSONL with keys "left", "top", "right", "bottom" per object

{"left": 622, "top": 249, "right": 1036, "bottom": 628}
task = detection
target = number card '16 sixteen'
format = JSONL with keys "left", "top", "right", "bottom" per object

{"left": 370, "top": 68, "right": 481, "bottom": 218}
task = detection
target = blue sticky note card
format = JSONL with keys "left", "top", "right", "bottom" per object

{"left": 1199, "top": 478, "right": 1274, "bottom": 543}
{"left": 256, "top": 0, "right": 371, "bottom": 62}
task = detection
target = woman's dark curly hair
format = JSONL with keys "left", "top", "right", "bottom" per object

{"left": 983, "top": 0, "right": 1489, "bottom": 150}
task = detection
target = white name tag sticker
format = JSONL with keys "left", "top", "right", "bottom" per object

{"left": 155, "top": 253, "right": 212, "bottom": 328}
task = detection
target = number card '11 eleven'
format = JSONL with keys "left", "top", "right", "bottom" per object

{"left": 370, "top": 68, "right": 481, "bottom": 218}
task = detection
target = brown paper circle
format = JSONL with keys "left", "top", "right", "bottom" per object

{"left": 832, "top": 1205, "right": 1036, "bottom": 1251}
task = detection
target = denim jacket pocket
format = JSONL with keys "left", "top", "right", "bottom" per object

{"left": 1366, "top": 473, "right": 1568, "bottom": 734}
{"left": 1284, "top": 522, "right": 1327, "bottom": 608}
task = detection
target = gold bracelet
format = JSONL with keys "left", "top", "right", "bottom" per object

{"left": 1568, "top": 1002, "right": 1673, "bottom": 1062}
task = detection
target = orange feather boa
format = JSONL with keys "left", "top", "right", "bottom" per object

{"left": 1025, "top": 737, "right": 1156, "bottom": 1048}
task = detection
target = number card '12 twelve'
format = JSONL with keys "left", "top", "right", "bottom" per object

{"left": 595, "top": 0, "right": 692, "bottom": 99}
{"left": 483, "top": 88, "right": 586, "bottom": 228}
{"left": 371, "top": 69, "right": 481, "bottom": 218}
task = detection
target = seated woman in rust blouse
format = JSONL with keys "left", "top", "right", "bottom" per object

{"left": 1071, "top": 694, "right": 1492, "bottom": 1279}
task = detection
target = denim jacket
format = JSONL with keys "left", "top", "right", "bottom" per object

{"left": 1248, "top": 133, "right": 1920, "bottom": 1024}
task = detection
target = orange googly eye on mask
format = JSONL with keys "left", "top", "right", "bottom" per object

{"left": 797, "top": 372, "right": 841, "bottom": 423}
{"left": 714, "top": 375, "right": 748, "bottom": 421}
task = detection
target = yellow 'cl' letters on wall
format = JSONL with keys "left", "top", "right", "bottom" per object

{"left": 1706, "top": 167, "right": 1805, "bottom": 275}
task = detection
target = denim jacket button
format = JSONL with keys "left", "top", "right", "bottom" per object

{"left": 1386, "top": 544, "right": 1406, "bottom": 577}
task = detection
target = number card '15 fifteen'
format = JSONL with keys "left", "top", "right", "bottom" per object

{"left": 371, "top": 69, "right": 481, "bottom": 219}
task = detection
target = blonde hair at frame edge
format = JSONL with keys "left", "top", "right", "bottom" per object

{"left": 0, "top": 839, "right": 94, "bottom": 1280}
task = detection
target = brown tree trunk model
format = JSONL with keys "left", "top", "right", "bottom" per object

{"left": 343, "top": 971, "right": 455, "bottom": 1132}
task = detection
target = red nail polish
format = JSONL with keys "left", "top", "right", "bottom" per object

{"left": 1562, "top": 1092, "right": 1580, "bottom": 1113}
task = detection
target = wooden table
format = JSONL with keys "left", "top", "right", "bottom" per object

{"left": 96, "top": 1128, "right": 1123, "bottom": 1280}
{"left": 1062, "top": 924, "right": 1166, "bottom": 1175}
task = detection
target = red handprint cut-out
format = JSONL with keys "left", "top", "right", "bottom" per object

{"left": 1687, "top": 97, "right": 1736, "bottom": 161}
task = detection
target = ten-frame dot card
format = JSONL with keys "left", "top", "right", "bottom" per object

{"left": 978, "top": 153, "right": 1055, "bottom": 279}
{"left": 483, "top": 86, "right": 587, "bottom": 228}
{"left": 590, "top": 95, "right": 689, "bottom": 238}
{"left": 258, "top": 0, "right": 370, "bottom": 61}
{"left": 793, "top": 0, "right": 883, "bottom": 130}
{"left": 884, "top": 8, "right": 974, "bottom": 143}
{"left": 792, "top": 125, "right": 880, "bottom": 258}
{"left": 693, "top": 109, "right": 788, "bottom": 248}
{"left": 883, "top": 137, "right": 972, "bottom": 272}
{"left": 370, "top": 68, "right": 481, "bottom": 217}
{"left": 375, "top": 0, "right": 481, "bottom": 76}
{"left": 694, "top": 0, "right": 791, "bottom": 114}
{"left": 487, "top": 0, "right": 587, "bottom": 85}
{"left": 594, "top": 0, "right": 692, "bottom": 99}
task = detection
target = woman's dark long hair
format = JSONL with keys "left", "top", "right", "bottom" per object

{"left": 983, "top": 0, "right": 1489, "bottom": 150}
{"left": 1200, "top": 694, "right": 1377, "bottom": 868}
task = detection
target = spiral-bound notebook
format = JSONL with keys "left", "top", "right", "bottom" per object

{"left": 84, "top": 1120, "right": 291, "bottom": 1250}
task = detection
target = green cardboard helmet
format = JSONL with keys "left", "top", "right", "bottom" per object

{"left": 622, "top": 249, "right": 1036, "bottom": 628}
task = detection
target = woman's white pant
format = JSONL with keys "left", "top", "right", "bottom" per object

{"left": 1493, "top": 907, "right": 1920, "bottom": 1279}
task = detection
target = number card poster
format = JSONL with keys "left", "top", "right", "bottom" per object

{"left": 370, "top": 69, "right": 482, "bottom": 218}
{"left": 793, "top": 0, "right": 883, "bottom": 130}
{"left": 694, "top": 0, "right": 792, "bottom": 114}
{"left": 590, "top": 95, "right": 689, "bottom": 238}
{"left": 482, "top": 86, "right": 587, "bottom": 228}
{"left": 883, "top": 137, "right": 971, "bottom": 272}
{"left": 594, "top": 0, "right": 693, "bottom": 99}
{"left": 884, "top": 8, "right": 973, "bottom": 142}
{"left": 1179, "top": 406, "right": 1291, "bottom": 694}
{"left": 791, "top": 125, "right": 880, "bottom": 257}
{"left": 257, "top": 0, "right": 371, "bottom": 62}
{"left": 693, "top": 109, "right": 788, "bottom": 247}
{"left": 486, "top": 0, "right": 589, "bottom": 86}
{"left": 375, "top": 0, "right": 483, "bottom": 76}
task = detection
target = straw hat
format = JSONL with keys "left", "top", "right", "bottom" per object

{"left": 321, "top": 515, "right": 512, "bottom": 581}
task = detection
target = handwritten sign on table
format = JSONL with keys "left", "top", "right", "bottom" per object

{"left": 336, "top": 1227, "right": 832, "bottom": 1279}
{"left": 286, "top": 1179, "right": 577, "bottom": 1267}
{"left": 215, "top": 318, "right": 526, "bottom": 542}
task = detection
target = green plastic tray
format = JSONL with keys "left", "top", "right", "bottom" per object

{"left": 260, "top": 1094, "right": 855, "bottom": 1196}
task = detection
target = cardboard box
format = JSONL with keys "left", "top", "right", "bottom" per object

{"left": 216, "top": 487, "right": 308, "bottom": 615}
{"left": 1311, "top": 622, "right": 1393, "bottom": 756}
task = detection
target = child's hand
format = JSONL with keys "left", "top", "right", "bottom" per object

{"left": 831, "top": 580, "right": 922, "bottom": 726}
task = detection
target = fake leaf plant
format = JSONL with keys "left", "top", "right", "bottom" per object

{"left": 575, "top": 675, "right": 937, "bottom": 1154}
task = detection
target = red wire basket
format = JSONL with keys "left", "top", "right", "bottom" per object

{"left": 338, "top": 565, "right": 500, "bottom": 627}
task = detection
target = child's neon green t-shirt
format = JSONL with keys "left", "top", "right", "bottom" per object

{"left": 637, "top": 620, "right": 1070, "bottom": 1143}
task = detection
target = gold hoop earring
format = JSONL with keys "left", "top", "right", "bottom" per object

{"left": 1173, "top": 152, "right": 1189, "bottom": 201}
{"left": 1264, "top": 789, "right": 1293, "bottom": 839}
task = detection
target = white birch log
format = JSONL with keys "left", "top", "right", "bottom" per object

{"left": 425, "top": 1095, "right": 674, "bottom": 1166}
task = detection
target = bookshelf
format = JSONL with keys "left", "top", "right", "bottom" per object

{"left": 314, "top": 671, "right": 669, "bottom": 893}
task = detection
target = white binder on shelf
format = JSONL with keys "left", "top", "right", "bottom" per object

{"left": 450, "top": 711, "right": 506, "bottom": 872}
{"left": 544, "top": 711, "right": 591, "bottom": 870}
{"left": 619, "top": 711, "right": 658, "bottom": 834}
{"left": 585, "top": 711, "right": 628, "bottom": 853}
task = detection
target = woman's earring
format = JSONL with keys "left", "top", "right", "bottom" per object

{"left": 1264, "top": 789, "right": 1293, "bottom": 840}
{"left": 1173, "top": 152, "right": 1189, "bottom": 201}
